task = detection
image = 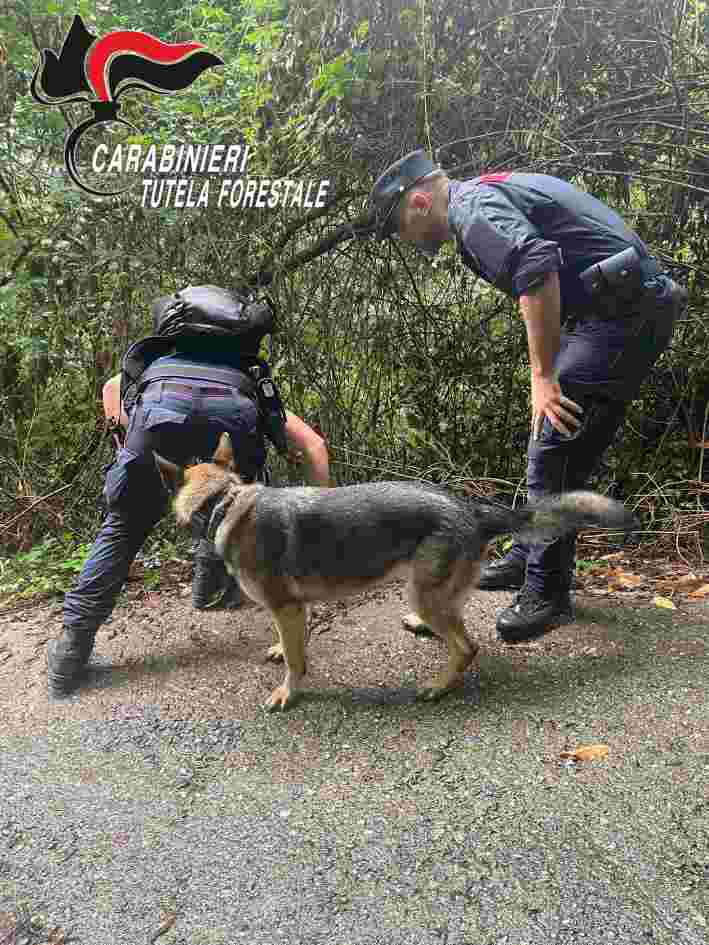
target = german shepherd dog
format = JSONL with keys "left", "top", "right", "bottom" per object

{"left": 157, "top": 435, "right": 636, "bottom": 711}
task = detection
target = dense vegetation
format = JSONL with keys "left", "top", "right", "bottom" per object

{"left": 1, "top": 0, "right": 708, "bottom": 563}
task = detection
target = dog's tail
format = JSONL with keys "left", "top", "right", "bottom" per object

{"left": 478, "top": 491, "right": 638, "bottom": 543}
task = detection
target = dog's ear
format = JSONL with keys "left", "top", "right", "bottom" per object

{"left": 154, "top": 452, "right": 184, "bottom": 494}
{"left": 212, "top": 432, "right": 236, "bottom": 470}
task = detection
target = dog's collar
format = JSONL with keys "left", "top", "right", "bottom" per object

{"left": 194, "top": 473, "right": 254, "bottom": 545}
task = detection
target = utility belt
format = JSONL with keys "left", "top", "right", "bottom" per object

{"left": 139, "top": 361, "right": 259, "bottom": 400}
{"left": 135, "top": 360, "right": 289, "bottom": 454}
{"left": 577, "top": 246, "right": 685, "bottom": 320}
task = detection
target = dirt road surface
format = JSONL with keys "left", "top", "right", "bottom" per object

{"left": 0, "top": 582, "right": 707, "bottom": 945}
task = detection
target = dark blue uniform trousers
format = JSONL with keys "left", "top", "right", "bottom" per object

{"left": 63, "top": 379, "right": 264, "bottom": 636}
{"left": 506, "top": 275, "right": 685, "bottom": 595}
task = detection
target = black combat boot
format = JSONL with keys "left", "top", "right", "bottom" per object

{"left": 219, "top": 573, "right": 242, "bottom": 609}
{"left": 477, "top": 556, "right": 526, "bottom": 590}
{"left": 192, "top": 543, "right": 242, "bottom": 610}
{"left": 192, "top": 552, "right": 225, "bottom": 610}
{"left": 46, "top": 629, "right": 97, "bottom": 695}
{"left": 496, "top": 585, "right": 574, "bottom": 643}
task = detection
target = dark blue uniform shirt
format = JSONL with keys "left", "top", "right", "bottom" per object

{"left": 447, "top": 173, "right": 649, "bottom": 314}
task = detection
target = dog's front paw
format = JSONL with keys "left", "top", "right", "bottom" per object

{"left": 266, "top": 642, "right": 284, "bottom": 663}
{"left": 266, "top": 683, "right": 296, "bottom": 711}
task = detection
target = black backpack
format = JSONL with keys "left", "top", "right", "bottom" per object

{"left": 119, "top": 285, "right": 288, "bottom": 453}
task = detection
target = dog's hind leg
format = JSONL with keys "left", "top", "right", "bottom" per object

{"left": 409, "top": 561, "right": 480, "bottom": 700}
{"left": 416, "top": 607, "right": 479, "bottom": 700}
{"left": 266, "top": 603, "right": 308, "bottom": 711}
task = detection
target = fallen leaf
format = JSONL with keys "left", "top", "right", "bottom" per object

{"left": 150, "top": 913, "right": 177, "bottom": 942}
{"left": 42, "top": 927, "right": 67, "bottom": 945}
{"left": 655, "top": 575, "right": 706, "bottom": 595}
{"left": 608, "top": 568, "right": 643, "bottom": 588}
{"left": 559, "top": 744, "right": 609, "bottom": 762}
{"left": 688, "top": 583, "right": 709, "bottom": 599}
{"left": 675, "top": 573, "right": 700, "bottom": 588}
{"left": 688, "top": 433, "right": 709, "bottom": 449}
{"left": 599, "top": 551, "right": 626, "bottom": 561}
{"left": 653, "top": 596, "right": 677, "bottom": 610}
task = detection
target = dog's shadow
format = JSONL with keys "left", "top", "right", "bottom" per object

{"left": 277, "top": 674, "right": 482, "bottom": 712}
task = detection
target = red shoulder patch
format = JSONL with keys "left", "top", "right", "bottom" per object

{"left": 476, "top": 172, "right": 512, "bottom": 185}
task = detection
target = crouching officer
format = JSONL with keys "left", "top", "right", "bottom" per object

{"left": 47, "top": 285, "right": 331, "bottom": 696}
{"left": 369, "top": 150, "right": 688, "bottom": 643}
{"left": 102, "top": 373, "right": 245, "bottom": 610}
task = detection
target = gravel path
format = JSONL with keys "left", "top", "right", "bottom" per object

{"left": 0, "top": 582, "right": 707, "bottom": 945}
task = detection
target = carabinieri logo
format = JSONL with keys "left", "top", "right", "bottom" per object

{"left": 30, "top": 14, "right": 223, "bottom": 197}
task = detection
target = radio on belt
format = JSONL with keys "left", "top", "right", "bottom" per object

{"left": 250, "top": 365, "right": 288, "bottom": 454}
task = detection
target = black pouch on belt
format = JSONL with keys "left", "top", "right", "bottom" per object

{"left": 579, "top": 246, "right": 651, "bottom": 300}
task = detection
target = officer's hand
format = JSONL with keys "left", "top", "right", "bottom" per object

{"left": 531, "top": 375, "right": 583, "bottom": 440}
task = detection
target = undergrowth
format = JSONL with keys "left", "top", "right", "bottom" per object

{"left": 0, "top": 529, "right": 192, "bottom": 607}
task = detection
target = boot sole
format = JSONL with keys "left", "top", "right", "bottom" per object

{"left": 477, "top": 580, "right": 525, "bottom": 591}
{"left": 193, "top": 590, "right": 243, "bottom": 610}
